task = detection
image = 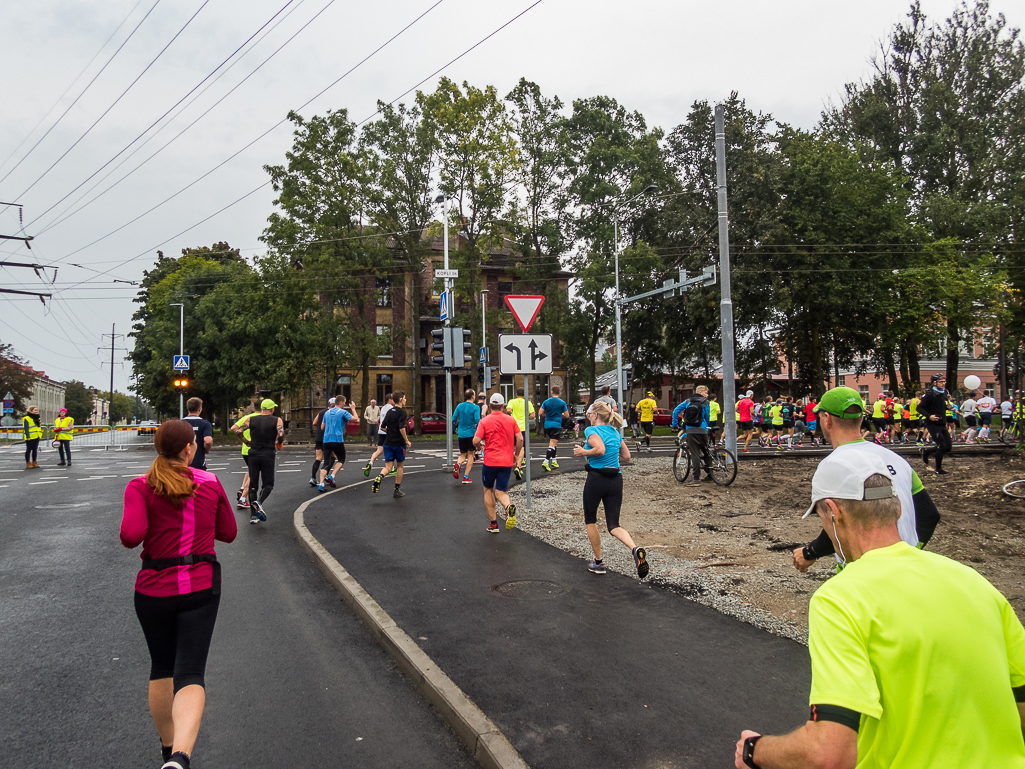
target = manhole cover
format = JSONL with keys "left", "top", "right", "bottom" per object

{"left": 492, "top": 580, "right": 566, "bottom": 599}
{"left": 35, "top": 503, "right": 91, "bottom": 510}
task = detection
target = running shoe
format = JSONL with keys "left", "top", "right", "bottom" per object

{"left": 588, "top": 559, "right": 607, "bottom": 574}
{"left": 393, "top": 488, "right": 405, "bottom": 498}
{"left": 162, "top": 753, "right": 191, "bottom": 769}
{"left": 742, "top": 448, "right": 750, "bottom": 453}
{"left": 389, "top": 467, "right": 397, "bottom": 476}
{"left": 251, "top": 501, "right": 267, "bottom": 522}
{"left": 308, "top": 477, "right": 317, "bottom": 487}
{"left": 936, "top": 468, "right": 949, "bottom": 475}
{"left": 237, "top": 498, "right": 250, "bottom": 510}
{"left": 505, "top": 504, "right": 517, "bottom": 530}
{"left": 486, "top": 521, "right": 500, "bottom": 533}
{"left": 372, "top": 475, "right": 382, "bottom": 494}
{"left": 326, "top": 475, "right": 336, "bottom": 488}
{"left": 542, "top": 460, "right": 551, "bottom": 472}
{"left": 249, "top": 513, "right": 260, "bottom": 525}
{"left": 461, "top": 477, "right": 472, "bottom": 484}
{"left": 453, "top": 462, "right": 460, "bottom": 479}
{"left": 318, "top": 484, "right": 326, "bottom": 493}
{"left": 514, "top": 466, "right": 523, "bottom": 480}
{"left": 632, "top": 546, "right": 649, "bottom": 579}
{"left": 551, "top": 459, "right": 559, "bottom": 469}
{"left": 363, "top": 462, "right": 372, "bottom": 477}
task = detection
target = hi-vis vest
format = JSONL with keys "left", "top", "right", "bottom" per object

{"left": 54, "top": 416, "right": 75, "bottom": 440}
{"left": 22, "top": 415, "right": 43, "bottom": 440}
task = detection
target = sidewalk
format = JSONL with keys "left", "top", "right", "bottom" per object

{"left": 302, "top": 459, "right": 812, "bottom": 768}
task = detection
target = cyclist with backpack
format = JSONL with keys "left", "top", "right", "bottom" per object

{"left": 673, "top": 386, "right": 713, "bottom": 485}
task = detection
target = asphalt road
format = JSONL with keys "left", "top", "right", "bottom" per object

{"left": 0, "top": 441, "right": 476, "bottom": 769}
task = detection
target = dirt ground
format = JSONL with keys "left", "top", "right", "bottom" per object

{"left": 519, "top": 451, "right": 1025, "bottom": 642}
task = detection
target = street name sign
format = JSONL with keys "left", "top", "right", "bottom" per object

{"left": 173, "top": 355, "right": 190, "bottom": 371}
{"left": 435, "top": 268, "right": 459, "bottom": 279}
{"left": 504, "top": 295, "right": 545, "bottom": 332}
{"left": 499, "top": 334, "right": 553, "bottom": 375}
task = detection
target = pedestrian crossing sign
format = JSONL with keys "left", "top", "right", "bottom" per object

{"left": 173, "top": 355, "right": 190, "bottom": 371}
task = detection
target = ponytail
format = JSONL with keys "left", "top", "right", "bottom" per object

{"left": 146, "top": 419, "right": 198, "bottom": 505}
{"left": 590, "top": 401, "right": 624, "bottom": 429}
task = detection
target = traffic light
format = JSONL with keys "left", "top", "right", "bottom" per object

{"left": 477, "top": 364, "right": 485, "bottom": 383}
{"left": 623, "top": 367, "right": 633, "bottom": 391}
{"left": 173, "top": 377, "right": 189, "bottom": 393}
{"left": 458, "top": 327, "right": 472, "bottom": 367}
{"left": 430, "top": 327, "right": 449, "bottom": 367}
{"left": 484, "top": 365, "right": 494, "bottom": 390}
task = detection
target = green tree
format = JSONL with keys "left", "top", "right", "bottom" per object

{"left": 0, "top": 342, "right": 35, "bottom": 413}
{"left": 62, "top": 381, "right": 93, "bottom": 425}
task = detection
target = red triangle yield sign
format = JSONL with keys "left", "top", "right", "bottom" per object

{"left": 504, "top": 295, "right": 545, "bottom": 332}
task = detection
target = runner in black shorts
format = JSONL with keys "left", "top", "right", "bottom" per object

{"left": 309, "top": 397, "right": 332, "bottom": 487}
{"left": 539, "top": 386, "right": 570, "bottom": 472}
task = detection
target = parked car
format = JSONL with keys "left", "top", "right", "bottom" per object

{"left": 137, "top": 420, "right": 158, "bottom": 436}
{"left": 407, "top": 411, "right": 448, "bottom": 434}
{"left": 653, "top": 408, "right": 673, "bottom": 426}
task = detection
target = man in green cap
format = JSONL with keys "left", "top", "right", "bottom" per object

{"left": 791, "top": 387, "right": 941, "bottom": 573}
{"left": 240, "top": 398, "right": 283, "bottom": 524}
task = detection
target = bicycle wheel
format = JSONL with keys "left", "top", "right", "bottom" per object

{"left": 710, "top": 448, "right": 738, "bottom": 486}
{"left": 1002, "top": 479, "right": 1025, "bottom": 499}
{"left": 672, "top": 446, "right": 691, "bottom": 482}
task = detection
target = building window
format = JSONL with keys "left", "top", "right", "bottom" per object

{"left": 376, "top": 276, "right": 391, "bottom": 307}
{"left": 497, "top": 281, "right": 513, "bottom": 299}
{"left": 859, "top": 385, "right": 870, "bottom": 400}
{"left": 837, "top": 375, "right": 846, "bottom": 387}
{"left": 377, "top": 325, "right": 392, "bottom": 359}
{"left": 985, "top": 382, "right": 995, "bottom": 398}
{"left": 335, "top": 376, "right": 351, "bottom": 403}
{"left": 500, "top": 374, "right": 514, "bottom": 404}
{"left": 376, "top": 374, "right": 392, "bottom": 405}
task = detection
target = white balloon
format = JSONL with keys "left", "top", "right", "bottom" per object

{"left": 964, "top": 375, "right": 981, "bottom": 391}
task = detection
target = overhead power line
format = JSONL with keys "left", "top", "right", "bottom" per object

{"left": 0, "top": 0, "right": 163, "bottom": 190}
{"left": 15, "top": 0, "right": 211, "bottom": 200}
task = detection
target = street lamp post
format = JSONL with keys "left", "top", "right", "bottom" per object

{"left": 435, "top": 193, "right": 454, "bottom": 468}
{"left": 170, "top": 302, "right": 184, "bottom": 419}
{"left": 613, "top": 184, "right": 658, "bottom": 434}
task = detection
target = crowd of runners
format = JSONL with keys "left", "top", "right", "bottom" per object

{"left": 94, "top": 372, "right": 1025, "bottom": 769}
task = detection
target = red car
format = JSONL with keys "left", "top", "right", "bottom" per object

{"left": 653, "top": 408, "right": 673, "bottom": 426}
{"left": 406, "top": 411, "right": 449, "bottom": 434}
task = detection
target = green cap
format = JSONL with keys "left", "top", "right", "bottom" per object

{"left": 260, "top": 398, "right": 277, "bottom": 410}
{"left": 813, "top": 387, "right": 864, "bottom": 419}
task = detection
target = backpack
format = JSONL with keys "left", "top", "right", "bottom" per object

{"left": 684, "top": 400, "right": 703, "bottom": 428}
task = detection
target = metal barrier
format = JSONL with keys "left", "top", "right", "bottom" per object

{"left": 0, "top": 425, "right": 154, "bottom": 449}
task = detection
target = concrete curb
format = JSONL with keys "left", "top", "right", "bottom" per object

{"left": 293, "top": 476, "right": 529, "bottom": 769}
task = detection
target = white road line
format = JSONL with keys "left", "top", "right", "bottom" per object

{"left": 30, "top": 481, "right": 60, "bottom": 485}
{"left": 231, "top": 471, "right": 248, "bottom": 474}
{"left": 278, "top": 470, "right": 302, "bottom": 473}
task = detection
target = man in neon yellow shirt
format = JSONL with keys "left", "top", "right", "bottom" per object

{"left": 505, "top": 387, "right": 534, "bottom": 480}
{"left": 231, "top": 407, "right": 254, "bottom": 509}
{"left": 636, "top": 391, "right": 658, "bottom": 451}
{"left": 735, "top": 450, "right": 1025, "bottom": 769}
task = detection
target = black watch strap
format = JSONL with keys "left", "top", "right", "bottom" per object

{"left": 742, "top": 735, "right": 762, "bottom": 769}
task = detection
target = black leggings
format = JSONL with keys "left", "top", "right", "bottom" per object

{"left": 25, "top": 439, "right": 39, "bottom": 462}
{"left": 57, "top": 441, "right": 71, "bottom": 463}
{"left": 248, "top": 450, "right": 275, "bottom": 503}
{"left": 925, "top": 422, "right": 952, "bottom": 469}
{"left": 582, "top": 471, "right": 623, "bottom": 532}
{"left": 134, "top": 588, "right": 220, "bottom": 694}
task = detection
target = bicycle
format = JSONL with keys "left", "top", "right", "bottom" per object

{"left": 1002, "top": 479, "right": 1025, "bottom": 499}
{"left": 672, "top": 435, "right": 738, "bottom": 486}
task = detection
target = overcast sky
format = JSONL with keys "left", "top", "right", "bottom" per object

{"left": 0, "top": 0, "right": 1007, "bottom": 393}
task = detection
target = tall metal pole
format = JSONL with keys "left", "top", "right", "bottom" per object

{"left": 442, "top": 196, "right": 453, "bottom": 469}
{"left": 715, "top": 105, "right": 737, "bottom": 455}
{"left": 171, "top": 303, "right": 184, "bottom": 419}
{"left": 614, "top": 218, "right": 626, "bottom": 436}
{"left": 481, "top": 288, "right": 488, "bottom": 393}
{"left": 109, "top": 324, "right": 116, "bottom": 442}
{"left": 524, "top": 374, "right": 532, "bottom": 508}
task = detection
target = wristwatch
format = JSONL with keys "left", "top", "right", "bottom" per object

{"left": 742, "top": 735, "right": 762, "bottom": 768}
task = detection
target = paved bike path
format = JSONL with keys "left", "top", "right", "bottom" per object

{"left": 305, "top": 459, "right": 811, "bottom": 768}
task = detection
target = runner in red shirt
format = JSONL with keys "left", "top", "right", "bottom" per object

{"left": 473, "top": 393, "right": 523, "bottom": 533}
{"left": 737, "top": 390, "right": 756, "bottom": 452}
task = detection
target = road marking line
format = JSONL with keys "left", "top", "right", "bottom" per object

{"left": 30, "top": 481, "right": 60, "bottom": 485}
{"left": 278, "top": 470, "right": 302, "bottom": 473}
{"left": 231, "top": 471, "right": 247, "bottom": 474}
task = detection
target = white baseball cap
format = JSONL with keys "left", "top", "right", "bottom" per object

{"left": 328, "top": 397, "right": 336, "bottom": 405}
{"left": 745, "top": 390, "right": 754, "bottom": 398}
{"left": 803, "top": 450, "right": 896, "bottom": 519}
{"left": 489, "top": 393, "right": 506, "bottom": 406}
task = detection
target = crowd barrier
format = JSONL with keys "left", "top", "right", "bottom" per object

{"left": 0, "top": 425, "right": 154, "bottom": 447}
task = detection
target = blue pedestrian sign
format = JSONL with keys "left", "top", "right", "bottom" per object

{"left": 173, "top": 355, "right": 190, "bottom": 371}
{"left": 439, "top": 290, "right": 450, "bottom": 322}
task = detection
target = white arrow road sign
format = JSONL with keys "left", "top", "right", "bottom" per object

{"left": 499, "top": 334, "right": 553, "bottom": 375}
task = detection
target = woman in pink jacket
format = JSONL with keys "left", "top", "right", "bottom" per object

{"left": 121, "top": 419, "right": 237, "bottom": 769}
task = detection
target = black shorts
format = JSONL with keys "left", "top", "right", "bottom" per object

{"left": 641, "top": 421, "right": 654, "bottom": 435}
{"left": 315, "top": 441, "right": 324, "bottom": 451}
{"left": 739, "top": 420, "right": 753, "bottom": 431}
{"left": 134, "top": 588, "right": 220, "bottom": 694}
{"left": 885, "top": 417, "right": 895, "bottom": 425}
{"left": 582, "top": 469, "right": 623, "bottom": 531}
{"left": 458, "top": 436, "right": 475, "bottom": 454}
{"left": 979, "top": 413, "right": 992, "bottom": 425}
{"left": 782, "top": 421, "right": 794, "bottom": 430}
{"left": 1004, "top": 416, "right": 1013, "bottom": 427}
{"left": 965, "top": 415, "right": 977, "bottom": 427}
{"left": 946, "top": 416, "right": 956, "bottom": 424}
{"left": 242, "top": 454, "right": 249, "bottom": 468}
{"left": 323, "top": 442, "right": 346, "bottom": 465}
{"left": 872, "top": 418, "right": 887, "bottom": 431}
{"left": 377, "top": 432, "right": 387, "bottom": 447}
{"left": 543, "top": 427, "right": 560, "bottom": 440}
{"left": 901, "top": 419, "right": 911, "bottom": 428}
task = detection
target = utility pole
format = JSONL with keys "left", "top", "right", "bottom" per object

{"left": 435, "top": 194, "right": 455, "bottom": 469}
{"left": 715, "top": 105, "right": 738, "bottom": 455}
{"left": 0, "top": 203, "right": 52, "bottom": 302}
{"left": 171, "top": 303, "right": 184, "bottom": 418}
{"left": 98, "top": 325, "right": 126, "bottom": 450}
